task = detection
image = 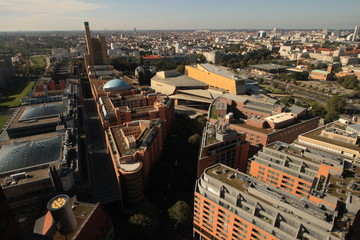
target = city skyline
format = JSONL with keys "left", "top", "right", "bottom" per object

{"left": 0, "top": 0, "right": 359, "bottom": 31}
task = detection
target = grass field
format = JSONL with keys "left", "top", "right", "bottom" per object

{"left": 30, "top": 55, "right": 47, "bottom": 68}
{"left": 0, "top": 115, "right": 10, "bottom": 130}
{"left": 0, "top": 81, "right": 36, "bottom": 108}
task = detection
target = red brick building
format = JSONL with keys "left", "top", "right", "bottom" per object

{"left": 209, "top": 94, "right": 319, "bottom": 157}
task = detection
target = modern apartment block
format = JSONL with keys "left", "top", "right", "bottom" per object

{"left": 194, "top": 163, "right": 360, "bottom": 240}
{"left": 105, "top": 119, "right": 165, "bottom": 206}
{"left": 249, "top": 141, "right": 360, "bottom": 210}
{"left": 185, "top": 64, "right": 246, "bottom": 95}
{"left": 198, "top": 121, "right": 249, "bottom": 177}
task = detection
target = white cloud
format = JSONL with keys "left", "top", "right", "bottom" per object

{"left": 0, "top": 0, "right": 103, "bottom": 14}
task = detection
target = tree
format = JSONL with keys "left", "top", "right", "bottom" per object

{"left": 129, "top": 213, "right": 158, "bottom": 239}
{"left": 280, "top": 96, "right": 295, "bottom": 106}
{"left": 324, "top": 95, "right": 346, "bottom": 123}
{"left": 168, "top": 201, "right": 191, "bottom": 230}
{"left": 188, "top": 133, "right": 201, "bottom": 145}
{"left": 176, "top": 64, "right": 185, "bottom": 74}
{"left": 196, "top": 54, "right": 206, "bottom": 63}
{"left": 327, "top": 95, "right": 346, "bottom": 114}
{"left": 273, "top": 82, "right": 279, "bottom": 89}
{"left": 337, "top": 75, "right": 358, "bottom": 89}
{"left": 309, "top": 102, "right": 327, "bottom": 118}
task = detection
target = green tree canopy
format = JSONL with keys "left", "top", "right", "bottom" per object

{"left": 176, "top": 64, "right": 185, "bottom": 74}
{"left": 188, "top": 133, "right": 201, "bottom": 145}
{"left": 337, "top": 75, "right": 359, "bottom": 89}
{"left": 129, "top": 213, "right": 158, "bottom": 239}
{"left": 168, "top": 200, "right": 191, "bottom": 230}
{"left": 325, "top": 95, "right": 346, "bottom": 123}
{"left": 280, "top": 96, "right": 295, "bottom": 106}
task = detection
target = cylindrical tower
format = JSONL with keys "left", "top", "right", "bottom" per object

{"left": 47, "top": 194, "right": 77, "bottom": 235}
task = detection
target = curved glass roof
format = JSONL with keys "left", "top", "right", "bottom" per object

{"left": 20, "top": 102, "right": 66, "bottom": 121}
{"left": 0, "top": 135, "right": 62, "bottom": 173}
{"left": 103, "top": 79, "right": 131, "bottom": 92}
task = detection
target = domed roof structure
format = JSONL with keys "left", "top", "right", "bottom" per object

{"left": 103, "top": 78, "right": 132, "bottom": 92}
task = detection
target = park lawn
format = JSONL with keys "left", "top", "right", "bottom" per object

{"left": 0, "top": 115, "right": 10, "bottom": 130}
{"left": 0, "top": 81, "right": 36, "bottom": 108}
{"left": 31, "top": 55, "right": 47, "bottom": 68}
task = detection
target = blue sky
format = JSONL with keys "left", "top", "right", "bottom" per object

{"left": 0, "top": 0, "right": 359, "bottom": 31}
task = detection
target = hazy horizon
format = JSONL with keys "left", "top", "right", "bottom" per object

{"left": 0, "top": 0, "right": 359, "bottom": 31}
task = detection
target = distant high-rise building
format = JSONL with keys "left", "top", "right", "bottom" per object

{"left": 174, "top": 42, "right": 182, "bottom": 54}
{"left": 0, "top": 55, "right": 15, "bottom": 89}
{"left": 257, "top": 30, "right": 266, "bottom": 38}
{"left": 332, "top": 29, "right": 341, "bottom": 38}
{"left": 84, "top": 22, "right": 108, "bottom": 67}
{"left": 322, "top": 28, "right": 329, "bottom": 36}
{"left": 352, "top": 25, "right": 359, "bottom": 41}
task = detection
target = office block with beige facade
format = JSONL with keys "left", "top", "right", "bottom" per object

{"left": 194, "top": 163, "right": 360, "bottom": 240}
{"left": 295, "top": 120, "right": 360, "bottom": 162}
{"left": 185, "top": 64, "right": 246, "bottom": 95}
{"left": 105, "top": 119, "right": 165, "bottom": 206}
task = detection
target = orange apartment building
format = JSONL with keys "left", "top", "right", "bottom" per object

{"left": 248, "top": 141, "right": 359, "bottom": 209}
{"left": 194, "top": 163, "right": 360, "bottom": 240}
{"left": 105, "top": 119, "right": 166, "bottom": 206}
{"left": 198, "top": 121, "right": 249, "bottom": 177}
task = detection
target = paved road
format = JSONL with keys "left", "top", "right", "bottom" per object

{"left": 83, "top": 97, "right": 120, "bottom": 204}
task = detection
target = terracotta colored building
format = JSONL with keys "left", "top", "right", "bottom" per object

{"left": 89, "top": 77, "right": 174, "bottom": 132}
{"left": 105, "top": 119, "right": 165, "bottom": 206}
{"left": 209, "top": 94, "right": 319, "bottom": 155}
{"left": 33, "top": 78, "right": 66, "bottom": 97}
{"left": 198, "top": 121, "right": 249, "bottom": 177}
{"left": 194, "top": 163, "right": 360, "bottom": 240}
